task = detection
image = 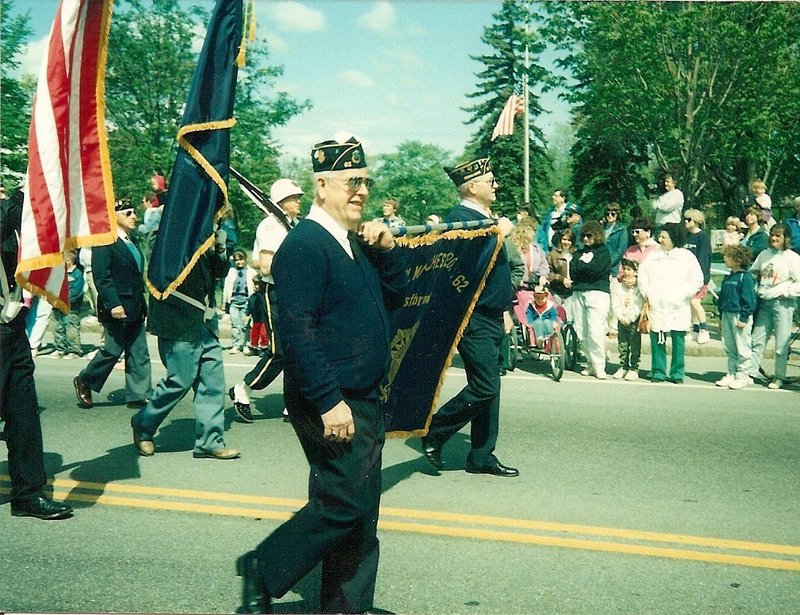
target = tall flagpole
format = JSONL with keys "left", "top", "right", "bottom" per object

{"left": 523, "top": 3, "right": 531, "bottom": 210}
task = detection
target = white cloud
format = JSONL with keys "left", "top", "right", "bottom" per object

{"left": 266, "top": 31, "right": 290, "bottom": 54}
{"left": 336, "top": 70, "right": 375, "bottom": 89}
{"left": 359, "top": 1, "right": 396, "bottom": 33}
{"left": 17, "top": 35, "right": 49, "bottom": 77}
{"left": 271, "top": 1, "right": 325, "bottom": 32}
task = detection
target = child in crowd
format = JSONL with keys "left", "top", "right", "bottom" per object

{"left": 223, "top": 250, "right": 254, "bottom": 354}
{"left": 715, "top": 245, "right": 757, "bottom": 390}
{"left": 610, "top": 258, "right": 644, "bottom": 380}
{"left": 750, "top": 180, "right": 775, "bottom": 230}
{"left": 52, "top": 250, "right": 84, "bottom": 358}
{"left": 525, "top": 284, "right": 559, "bottom": 348}
{"left": 246, "top": 275, "right": 270, "bottom": 354}
{"left": 722, "top": 216, "right": 742, "bottom": 247}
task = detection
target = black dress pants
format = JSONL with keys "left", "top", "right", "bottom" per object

{"left": 426, "top": 309, "right": 503, "bottom": 468}
{"left": 255, "top": 390, "right": 384, "bottom": 614}
{"left": 0, "top": 312, "right": 47, "bottom": 504}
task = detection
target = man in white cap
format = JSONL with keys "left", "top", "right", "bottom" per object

{"left": 229, "top": 178, "right": 304, "bottom": 422}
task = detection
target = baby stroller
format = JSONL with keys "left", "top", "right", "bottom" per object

{"left": 511, "top": 283, "right": 577, "bottom": 381}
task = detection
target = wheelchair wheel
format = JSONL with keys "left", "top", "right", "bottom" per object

{"left": 549, "top": 329, "right": 566, "bottom": 381}
{"left": 758, "top": 321, "right": 800, "bottom": 385}
{"left": 562, "top": 322, "right": 578, "bottom": 371}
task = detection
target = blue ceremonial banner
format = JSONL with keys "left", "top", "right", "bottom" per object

{"left": 147, "top": 0, "right": 243, "bottom": 299}
{"left": 382, "top": 227, "right": 503, "bottom": 436}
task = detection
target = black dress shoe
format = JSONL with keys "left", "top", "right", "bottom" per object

{"left": 421, "top": 435, "right": 443, "bottom": 471}
{"left": 11, "top": 496, "right": 73, "bottom": 520}
{"left": 73, "top": 376, "right": 93, "bottom": 408}
{"left": 229, "top": 387, "right": 253, "bottom": 423}
{"left": 465, "top": 460, "right": 519, "bottom": 477}
{"left": 236, "top": 551, "right": 271, "bottom": 613}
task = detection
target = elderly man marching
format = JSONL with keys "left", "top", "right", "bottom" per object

{"left": 228, "top": 177, "right": 304, "bottom": 422}
{"left": 236, "top": 137, "right": 407, "bottom": 614}
{"left": 421, "top": 157, "right": 519, "bottom": 477}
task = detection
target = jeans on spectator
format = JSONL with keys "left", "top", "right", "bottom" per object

{"left": 229, "top": 299, "right": 248, "bottom": 351}
{"left": 53, "top": 310, "right": 82, "bottom": 355}
{"left": 750, "top": 297, "right": 795, "bottom": 380}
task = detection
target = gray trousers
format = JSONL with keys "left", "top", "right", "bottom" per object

{"left": 131, "top": 328, "right": 227, "bottom": 454}
{"left": 79, "top": 318, "right": 151, "bottom": 402}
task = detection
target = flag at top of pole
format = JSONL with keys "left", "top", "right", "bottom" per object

{"left": 147, "top": 0, "right": 253, "bottom": 300}
{"left": 490, "top": 94, "right": 525, "bottom": 142}
{"left": 15, "top": 0, "right": 117, "bottom": 313}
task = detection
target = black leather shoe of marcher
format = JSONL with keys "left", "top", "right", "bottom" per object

{"left": 465, "top": 460, "right": 519, "bottom": 477}
{"left": 11, "top": 496, "right": 73, "bottom": 520}
{"left": 421, "top": 436, "right": 443, "bottom": 471}
{"left": 236, "top": 551, "right": 271, "bottom": 614}
{"left": 229, "top": 387, "right": 253, "bottom": 423}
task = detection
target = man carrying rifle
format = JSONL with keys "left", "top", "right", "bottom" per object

{"left": 228, "top": 178, "right": 303, "bottom": 422}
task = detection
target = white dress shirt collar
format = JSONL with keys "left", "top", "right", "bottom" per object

{"left": 460, "top": 199, "right": 491, "bottom": 219}
{"left": 306, "top": 203, "right": 354, "bottom": 259}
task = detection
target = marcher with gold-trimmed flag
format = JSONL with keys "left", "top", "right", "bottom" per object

{"left": 421, "top": 157, "right": 519, "bottom": 477}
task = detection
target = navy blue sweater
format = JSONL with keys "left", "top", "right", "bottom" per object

{"left": 717, "top": 270, "right": 757, "bottom": 323}
{"left": 446, "top": 203, "right": 512, "bottom": 314}
{"left": 272, "top": 219, "right": 407, "bottom": 414}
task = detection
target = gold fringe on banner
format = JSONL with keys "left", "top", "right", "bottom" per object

{"left": 386, "top": 226, "right": 505, "bottom": 439}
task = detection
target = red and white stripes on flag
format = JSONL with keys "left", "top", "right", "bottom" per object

{"left": 16, "top": 0, "right": 116, "bottom": 313}
{"left": 490, "top": 94, "right": 525, "bottom": 141}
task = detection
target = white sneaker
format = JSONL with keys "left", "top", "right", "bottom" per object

{"left": 697, "top": 329, "right": 711, "bottom": 344}
{"left": 595, "top": 371, "right": 607, "bottom": 380}
{"left": 580, "top": 367, "right": 596, "bottom": 377}
{"left": 242, "top": 347, "right": 253, "bottom": 356}
{"left": 624, "top": 370, "right": 639, "bottom": 381}
{"left": 612, "top": 368, "right": 626, "bottom": 379}
{"left": 715, "top": 374, "right": 735, "bottom": 387}
{"left": 728, "top": 378, "right": 749, "bottom": 390}
{"left": 767, "top": 379, "right": 783, "bottom": 390}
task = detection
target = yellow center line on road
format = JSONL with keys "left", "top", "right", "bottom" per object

{"left": 3, "top": 476, "right": 799, "bottom": 571}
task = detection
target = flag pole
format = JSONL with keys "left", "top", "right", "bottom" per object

{"left": 523, "top": 3, "right": 530, "bottom": 210}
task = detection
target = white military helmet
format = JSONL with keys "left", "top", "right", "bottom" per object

{"left": 270, "top": 178, "right": 303, "bottom": 205}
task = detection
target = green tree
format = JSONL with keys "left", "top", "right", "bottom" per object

{"left": 545, "top": 1, "right": 800, "bottom": 219}
{"left": 105, "top": 0, "right": 309, "bottom": 246}
{"left": 369, "top": 141, "right": 455, "bottom": 225}
{"left": 462, "top": 0, "right": 553, "bottom": 217}
{"left": 0, "top": 0, "right": 34, "bottom": 187}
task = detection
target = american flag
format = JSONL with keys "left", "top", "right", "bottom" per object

{"left": 15, "top": 0, "right": 116, "bottom": 313}
{"left": 490, "top": 94, "right": 525, "bottom": 142}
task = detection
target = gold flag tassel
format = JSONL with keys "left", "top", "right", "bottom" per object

{"left": 236, "top": 0, "right": 256, "bottom": 67}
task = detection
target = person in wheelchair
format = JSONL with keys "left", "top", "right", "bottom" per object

{"left": 524, "top": 284, "right": 561, "bottom": 349}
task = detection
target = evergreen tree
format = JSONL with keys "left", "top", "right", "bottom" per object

{"left": 462, "top": 0, "right": 552, "bottom": 217}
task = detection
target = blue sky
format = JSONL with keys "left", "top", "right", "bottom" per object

{"left": 10, "top": 0, "right": 571, "bottom": 160}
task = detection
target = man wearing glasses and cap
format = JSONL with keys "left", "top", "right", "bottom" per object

{"left": 421, "top": 157, "right": 519, "bottom": 478}
{"left": 236, "top": 137, "right": 407, "bottom": 614}
{"left": 228, "top": 177, "right": 304, "bottom": 422}
{"left": 74, "top": 199, "right": 152, "bottom": 410}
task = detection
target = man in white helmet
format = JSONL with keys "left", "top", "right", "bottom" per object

{"left": 229, "top": 178, "right": 303, "bottom": 422}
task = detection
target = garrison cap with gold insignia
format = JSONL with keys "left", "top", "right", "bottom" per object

{"left": 114, "top": 198, "right": 134, "bottom": 212}
{"left": 443, "top": 157, "right": 492, "bottom": 187}
{"left": 311, "top": 137, "right": 367, "bottom": 173}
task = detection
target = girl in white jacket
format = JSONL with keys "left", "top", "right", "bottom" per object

{"left": 637, "top": 223, "right": 703, "bottom": 383}
{"left": 749, "top": 224, "right": 800, "bottom": 389}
